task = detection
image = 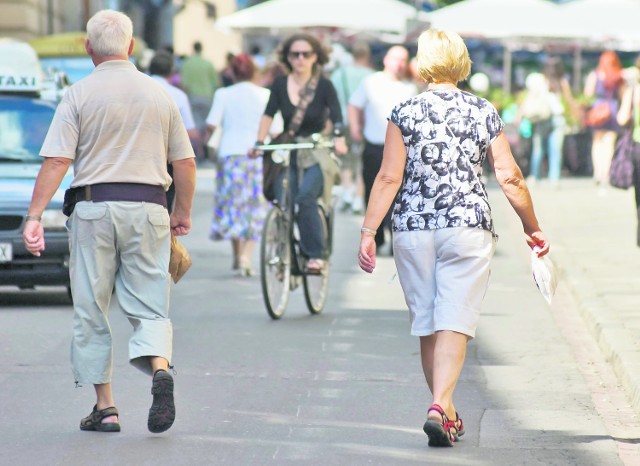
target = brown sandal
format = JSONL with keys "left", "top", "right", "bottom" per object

{"left": 80, "top": 405, "right": 120, "bottom": 432}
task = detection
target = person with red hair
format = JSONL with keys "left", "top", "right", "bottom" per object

{"left": 206, "top": 53, "right": 275, "bottom": 276}
{"left": 584, "top": 50, "right": 624, "bottom": 189}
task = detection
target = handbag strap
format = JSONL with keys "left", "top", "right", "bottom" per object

{"left": 285, "top": 72, "right": 320, "bottom": 137}
{"left": 633, "top": 84, "right": 639, "bottom": 129}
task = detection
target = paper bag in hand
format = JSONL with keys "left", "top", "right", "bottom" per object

{"left": 169, "top": 234, "right": 192, "bottom": 284}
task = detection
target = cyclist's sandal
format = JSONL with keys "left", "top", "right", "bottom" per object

{"left": 454, "top": 412, "right": 465, "bottom": 439}
{"left": 79, "top": 405, "right": 120, "bottom": 432}
{"left": 148, "top": 369, "right": 175, "bottom": 433}
{"left": 423, "top": 404, "right": 456, "bottom": 447}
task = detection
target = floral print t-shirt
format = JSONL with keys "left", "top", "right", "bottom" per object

{"left": 388, "top": 89, "right": 504, "bottom": 235}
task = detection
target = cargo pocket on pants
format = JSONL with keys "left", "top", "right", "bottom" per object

{"left": 74, "top": 204, "right": 108, "bottom": 245}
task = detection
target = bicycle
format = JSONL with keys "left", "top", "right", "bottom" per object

{"left": 254, "top": 134, "right": 338, "bottom": 320}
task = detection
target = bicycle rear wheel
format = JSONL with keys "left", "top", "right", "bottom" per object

{"left": 261, "top": 207, "right": 291, "bottom": 319}
{"left": 303, "top": 206, "right": 330, "bottom": 315}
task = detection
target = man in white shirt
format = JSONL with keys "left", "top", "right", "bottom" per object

{"left": 348, "top": 45, "right": 417, "bottom": 248}
{"left": 331, "top": 41, "right": 373, "bottom": 214}
{"left": 149, "top": 51, "right": 200, "bottom": 211}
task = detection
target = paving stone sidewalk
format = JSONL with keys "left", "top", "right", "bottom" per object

{"left": 523, "top": 178, "right": 640, "bottom": 415}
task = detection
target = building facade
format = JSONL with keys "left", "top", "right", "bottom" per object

{"left": 0, "top": 0, "right": 240, "bottom": 70}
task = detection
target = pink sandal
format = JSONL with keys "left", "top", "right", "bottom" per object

{"left": 306, "top": 259, "right": 326, "bottom": 274}
{"left": 454, "top": 411, "right": 465, "bottom": 439}
{"left": 423, "top": 404, "right": 457, "bottom": 447}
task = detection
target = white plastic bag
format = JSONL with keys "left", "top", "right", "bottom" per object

{"left": 531, "top": 248, "right": 557, "bottom": 305}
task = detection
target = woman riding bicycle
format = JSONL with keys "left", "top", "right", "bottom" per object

{"left": 252, "top": 33, "right": 347, "bottom": 273}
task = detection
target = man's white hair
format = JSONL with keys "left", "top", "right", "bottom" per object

{"left": 86, "top": 9, "right": 133, "bottom": 57}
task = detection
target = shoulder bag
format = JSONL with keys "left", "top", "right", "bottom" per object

{"left": 585, "top": 80, "right": 615, "bottom": 128}
{"left": 609, "top": 85, "right": 636, "bottom": 190}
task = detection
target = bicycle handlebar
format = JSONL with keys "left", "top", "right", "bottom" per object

{"left": 254, "top": 133, "right": 335, "bottom": 152}
{"left": 254, "top": 142, "right": 315, "bottom": 151}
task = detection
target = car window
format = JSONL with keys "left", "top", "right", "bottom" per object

{"left": 0, "top": 98, "right": 56, "bottom": 162}
{"left": 40, "top": 57, "right": 95, "bottom": 84}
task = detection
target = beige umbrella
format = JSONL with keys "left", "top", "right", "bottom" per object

{"left": 425, "top": 0, "right": 568, "bottom": 40}
{"left": 215, "top": 0, "right": 428, "bottom": 37}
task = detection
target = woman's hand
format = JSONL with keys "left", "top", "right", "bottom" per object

{"left": 526, "top": 230, "right": 550, "bottom": 257}
{"left": 334, "top": 136, "right": 348, "bottom": 156}
{"left": 247, "top": 146, "right": 263, "bottom": 159}
{"left": 358, "top": 233, "right": 377, "bottom": 273}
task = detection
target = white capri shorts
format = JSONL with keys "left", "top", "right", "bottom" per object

{"left": 68, "top": 201, "right": 172, "bottom": 384}
{"left": 393, "top": 227, "right": 497, "bottom": 338}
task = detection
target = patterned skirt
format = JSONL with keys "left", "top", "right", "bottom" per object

{"left": 210, "top": 155, "right": 267, "bottom": 241}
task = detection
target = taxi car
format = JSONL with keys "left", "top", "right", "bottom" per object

{"left": 0, "top": 38, "right": 72, "bottom": 295}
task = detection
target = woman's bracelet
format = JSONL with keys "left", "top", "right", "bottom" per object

{"left": 25, "top": 214, "right": 42, "bottom": 222}
{"left": 360, "top": 227, "right": 377, "bottom": 236}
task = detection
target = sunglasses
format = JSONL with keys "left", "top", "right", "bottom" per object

{"left": 288, "top": 51, "right": 315, "bottom": 59}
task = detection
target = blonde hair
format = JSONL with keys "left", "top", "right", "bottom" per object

{"left": 416, "top": 29, "right": 471, "bottom": 84}
{"left": 86, "top": 10, "right": 133, "bottom": 58}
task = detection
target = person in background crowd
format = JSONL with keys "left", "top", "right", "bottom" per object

{"left": 250, "top": 44, "right": 267, "bottom": 69}
{"left": 584, "top": 50, "right": 624, "bottom": 190}
{"left": 148, "top": 51, "right": 200, "bottom": 211}
{"left": 331, "top": 41, "right": 373, "bottom": 214}
{"left": 22, "top": 9, "right": 196, "bottom": 434}
{"left": 524, "top": 57, "right": 576, "bottom": 186}
{"left": 617, "top": 54, "right": 640, "bottom": 247}
{"left": 252, "top": 32, "right": 347, "bottom": 273}
{"left": 220, "top": 52, "right": 236, "bottom": 87}
{"left": 358, "top": 28, "right": 549, "bottom": 448}
{"left": 408, "top": 57, "right": 429, "bottom": 93}
{"left": 180, "top": 41, "right": 220, "bottom": 162}
{"left": 205, "top": 54, "right": 271, "bottom": 276}
{"left": 348, "top": 45, "right": 418, "bottom": 253}
{"left": 159, "top": 45, "right": 183, "bottom": 88}
{"left": 258, "top": 61, "right": 287, "bottom": 88}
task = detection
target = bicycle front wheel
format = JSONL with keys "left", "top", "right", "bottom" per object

{"left": 303, "top": 206, "right": 330, "bottom": 315}
{"left": 261, "top": 207, "right": 291, "bottom": 319}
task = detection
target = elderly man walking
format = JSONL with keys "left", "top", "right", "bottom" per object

{"left": 348, "top": 45, "right": 418, "bottom": 250}
{"left": 22, "top": 10, "right": 196, "bottom": 434}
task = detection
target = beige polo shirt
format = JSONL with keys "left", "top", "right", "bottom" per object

{"left": 41, "top": 60, "right": 194, "bottom": 190}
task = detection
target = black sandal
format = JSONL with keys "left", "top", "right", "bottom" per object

{"left": 80, "top": 405, "right": 120, "bottom": 432}
{"left": 148, "top": 369, "right": 175, "bottom": 433}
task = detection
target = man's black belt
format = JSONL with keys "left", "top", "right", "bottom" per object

{"left": 63, "top": 183, "right": 167, "bottom": 216}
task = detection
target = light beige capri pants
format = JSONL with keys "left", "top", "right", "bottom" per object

{"left": 68, "top": 201, "right": 172, "bottom": 384}
{"left": 393, "top": 227, "right": 497, "bottom": 338}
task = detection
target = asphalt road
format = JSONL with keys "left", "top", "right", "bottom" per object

{"left": 0, "top": 174, "right": 633, "bottom": 465}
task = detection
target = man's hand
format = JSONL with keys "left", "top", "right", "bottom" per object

{"left": 350, "top": 128, "right": 363, "bottom": 143}
{"left": 170, "top": 210, "right": 191, "bottom": 236}
{"left": 170, "top": 157, "right": 196, "bottom": 236}
{"left": 23, "top": 219, "right": 45, "bottom": 256}
{"left": 23, "top": 156, "right": 72, "bottom": 257}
